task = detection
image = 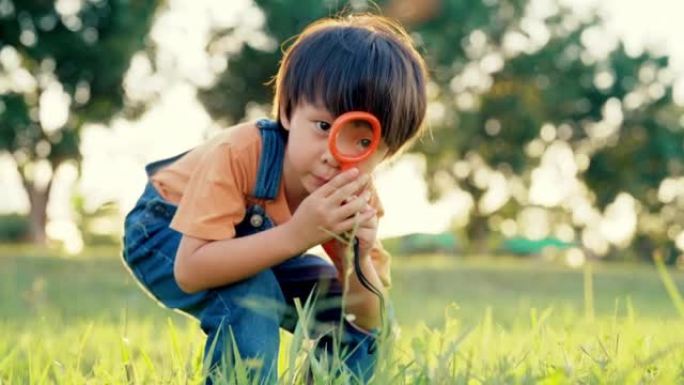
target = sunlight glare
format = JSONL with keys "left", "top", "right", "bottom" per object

{"left": 39, "top": 81, "right": 71, "bottom": 134}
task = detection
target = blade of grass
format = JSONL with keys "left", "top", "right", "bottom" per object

{"left": 584, "top": 262, "right": 595, "bottom": 322}
{"left": 653, "top": 250, "right": 684, "bottom": 318}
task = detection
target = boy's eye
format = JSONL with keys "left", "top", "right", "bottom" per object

{"left": 359, "top": 138, "right": 372, "bottom": 149}
{"left": 315, "top": 121, "right": 331, "bottom": 132}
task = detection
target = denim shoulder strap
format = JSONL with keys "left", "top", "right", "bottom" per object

{"left": 253, "top": 119, "right": 286, "bottom": 200}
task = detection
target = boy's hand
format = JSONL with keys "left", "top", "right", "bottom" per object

{"left": 327, "top": 204, "right": 377, "bottom": 275}
{"left": 286, "top": 168, "right": 376, "bottom": 252}
{"left": 353, "top": 203, "right": 378, "bottom": 261}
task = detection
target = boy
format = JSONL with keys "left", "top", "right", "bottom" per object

{"left": 122, "top": 13, "right": 427, "bottom": 384}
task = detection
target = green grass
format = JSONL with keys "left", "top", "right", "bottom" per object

{"left": 2, "top": 251, "right": 684, "bottom": 384}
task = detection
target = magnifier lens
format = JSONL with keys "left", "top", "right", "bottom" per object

{"left": 333, "top": 118, "right": 375, "bottom": 158}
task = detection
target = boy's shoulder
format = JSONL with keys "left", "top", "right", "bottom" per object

{"left": 210, "top": 120, "right": 264, "bottom": 153}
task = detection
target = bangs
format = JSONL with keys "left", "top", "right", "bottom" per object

{"left": 295, "top": 28, "right": 396, "bottom": 120}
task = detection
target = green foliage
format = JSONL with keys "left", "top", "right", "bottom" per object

{"left": 0, "top": 214, "right": 29, "bottom": 241}
{"left": 383, "top": 232, "right": 459, "bottom": 256}
{"left": 409, "top": 2, "right": 684, "bottom": 256}
{"left": 500, "top": 236, "right": 573, "bottom": 255}
{"left": 1, "top": 0, "right": 160, "bottom": 120}
{"left": 0, "top": 0, "right": 160, "bottom": 157}
{"left": 0, "top": 0, "right": 161, "bottom": 242}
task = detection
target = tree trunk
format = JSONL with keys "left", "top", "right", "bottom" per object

{"left": 26, "top": 183, "right": 51, "bottom": 244}
{"left": 462, "top": 185, "right": 489, "bottom": 254}
{"left": 18, "top": 164, "right": 55, "bottom": 245}
{"left": 467, "top": 212, "right": 489, "bottom": 254}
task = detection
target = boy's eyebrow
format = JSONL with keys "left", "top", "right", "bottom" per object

{"left": 320, "top": 112, "right": 335, "bottom": 122}
{"left": 308, "top": 106, "right": 335, "bottom": 121}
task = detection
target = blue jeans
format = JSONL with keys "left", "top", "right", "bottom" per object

{"left": 122, "top": 180, "right": 380, "bottom": 384}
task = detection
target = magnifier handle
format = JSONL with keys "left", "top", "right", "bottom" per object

{"left": 322, "top": 239, "right": 339, "bottom": 261}
{"left": 322, "top": 238, "right": 346, "bottom": 280}
{"left": 322, "top": 231, "right": 354, "bottom": 265}
{"left": 339, "top": 162, "right": 357, "bottom": 172}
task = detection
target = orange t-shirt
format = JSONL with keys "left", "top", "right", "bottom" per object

{"left": 150, "top": 121, "right": 391, "bottom": 287}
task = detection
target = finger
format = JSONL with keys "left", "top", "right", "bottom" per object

{"left": 329, "top": 174, "right": 371, "bottom": 204}
{"left": 342, "top": 189, "right": 372, "bottom": 205}
{"left": 332, "top": 207, "right": 377, "bottom": 233}
{"left": 334, "top": 196, "right": 372, "bottom": 221}
{"left": 348, "top": 183, "right": 372, "bottom": 200}
{"left": 354, "top": 231, "right": 376, "bottom": 249}
{"left": 354, "top": 225, "right": 376, "bottom": 241}
{"left": 319, "top": 168, "right": 360, "bottom": 196}
{"left": 349, "top": 203, "right": 377, "bottom": 224}
{"left": 356, "top": 211, "right": 378, "bottom": 228}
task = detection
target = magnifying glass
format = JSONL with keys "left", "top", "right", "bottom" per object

{"left": 323, "top": 111, "right": 386, "bottom": 321}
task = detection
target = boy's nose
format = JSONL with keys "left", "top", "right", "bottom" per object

{"left": 321, "top": 147, "right": 340, "bottom": 169}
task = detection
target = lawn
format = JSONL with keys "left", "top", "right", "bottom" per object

{"left": 1, "top": 248, "right": 684, "bottom": 384}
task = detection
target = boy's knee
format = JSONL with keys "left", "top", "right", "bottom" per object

{"left": 199, "top": 269, "right": 286, "bottom": 331}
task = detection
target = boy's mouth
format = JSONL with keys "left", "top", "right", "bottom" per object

{"left": 313, "top": 169, "right": 338, "bottom": 183}
{"left": 311, "top": 174, "right": 330, "bottom": 186}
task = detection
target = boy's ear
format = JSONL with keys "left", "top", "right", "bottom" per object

{"left": 279, "top": 106, "right": 291, "bottom": 131}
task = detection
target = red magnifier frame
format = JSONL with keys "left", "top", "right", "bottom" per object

{"left": 328, "top": 111, "right": 382, "bottom": 171}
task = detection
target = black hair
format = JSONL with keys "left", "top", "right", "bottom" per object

{"left": 273, "top": 14, "right": 428, "bottom": 155}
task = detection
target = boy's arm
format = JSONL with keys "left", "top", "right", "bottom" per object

{"left": 174, "top": 223, "right": 303, "bottom": 293}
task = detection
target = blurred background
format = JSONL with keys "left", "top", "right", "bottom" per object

{"left": 2, "top": 0, "right": 684, "bottom": 267}
{"left": 5, "top": 4, "right": 684, "bottom": 382}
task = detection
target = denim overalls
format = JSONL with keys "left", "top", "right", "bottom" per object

{"left": 122, "top": 119, "right": 378, "bottom": 384}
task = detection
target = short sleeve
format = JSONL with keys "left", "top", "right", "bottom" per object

{"left": 170, "top": 143, "right": 248, "bottom": 240}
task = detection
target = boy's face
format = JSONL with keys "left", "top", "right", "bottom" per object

{"left": 280, "top": 101, "right": 389, "bottom": 199}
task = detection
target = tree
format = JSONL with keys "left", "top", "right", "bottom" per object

{"left": 411, "top": 2, "right": 684, "bottom": 259}
{"left": 0, "top": 0, "right": 160, "bottom": 243}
